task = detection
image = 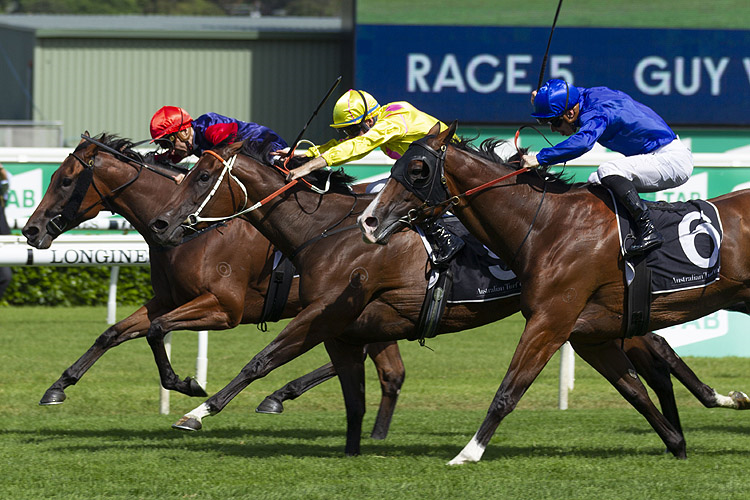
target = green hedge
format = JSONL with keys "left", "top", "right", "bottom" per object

{"left": 1, "top": 266, "right": 153, "bottom": 306}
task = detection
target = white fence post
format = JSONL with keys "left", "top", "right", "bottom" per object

{"left": 107, "top": 265, "right": 120, "bottom": 325}
{"left": 196, "top": 331, "right": 208, "bottom": 390}
{"left": 558, "top": 342, "right": 575, "bottom": 410}
{"left": 159, "top": 332, "right": 172, "bottom": 415}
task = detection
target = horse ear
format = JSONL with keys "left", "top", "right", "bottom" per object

{"left": 437, "top": 120, "right": 458, "bottom": 145}
{"left": 78, "top": 131, "right": 90, "bottom": 145}
{"left": 428, "top": 122, "right": 441, "bottom": 136}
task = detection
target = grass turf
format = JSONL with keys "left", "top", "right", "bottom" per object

{"left": 2, "top": 306, "right": 750, "bottom": 499}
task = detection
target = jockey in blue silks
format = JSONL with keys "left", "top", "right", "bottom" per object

{"left": 149, "top": 106, "right": 288, "bottom": 165}
{"left": 521, "top": 79, "right": 693, "bottom": 257}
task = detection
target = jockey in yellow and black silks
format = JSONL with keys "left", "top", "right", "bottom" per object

{"left": 281, "top": 89, "right": 462, "bottom": 265}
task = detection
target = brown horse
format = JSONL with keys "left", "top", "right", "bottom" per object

{"left": 358, "top": 121, "right": 750, "bottom": 462}
{"left": 146, "top": 140, "right": 747, "bottom": 456}
{"left": 21, "top": 133, "right": 405, "bottom": 439}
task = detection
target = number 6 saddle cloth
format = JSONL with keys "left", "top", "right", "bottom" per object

{"left": 614, "top": 196, "right": 723, "bottom": 294}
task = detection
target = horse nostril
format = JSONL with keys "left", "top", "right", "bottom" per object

{"left": 23, "top": 226, "right": 39, "bottom": 239}
{"left": 150, "top": 219, "right": 169, "bottom": 233}
{"left": 363, "top": 216, "right": 379, "bottom": 231}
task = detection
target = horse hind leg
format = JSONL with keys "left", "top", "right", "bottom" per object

{"left": 572, "top": 339, "right": 686, "bottom": 459}
{"left": 623, "top": 334, "right": 683, "bottom": 436}
{"left": 633, "top": 332, "right": 750, "bottom": 410}
{"left": 255, "top": 362, "right": 337, "bottom": 414}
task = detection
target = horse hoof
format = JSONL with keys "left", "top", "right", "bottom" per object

{"left": 39, "top": 389, "right": 66, "bottom": 406}
{"left": 730, "top": 391, "right": 750, "bottom": 409}
{"left": 172, "top": 416, "right": 202, "bottom": 431}
{"left": 255, "top": 397, "right": 284, "bottom": 414}
{"left": 186, "top": 378, "right": 208, "bottom": 398}
{"left": 370, "top": 427, "right": 388, "bottom": 440}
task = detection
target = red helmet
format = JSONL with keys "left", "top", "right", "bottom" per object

{"left": 149, "top": 106, "right": 193, "bottom": 141}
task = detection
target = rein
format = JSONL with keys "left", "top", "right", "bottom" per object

{"left": 403, "top": 141, "right": 530, "bottom": 224}
{"left": 401, "top": 138, "right": 546, "bottom": 266}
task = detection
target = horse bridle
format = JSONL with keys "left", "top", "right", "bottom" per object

{"left": 390, "top": 136, "right": 546, "bottom": 265}
{"left": 47, "top": 135, "right": 177, "bottom": 238}
{"left": 184, "top": 152, "right": 248, "bottom": 226}
{"left": 45, "top": 145, "right": 133, "bottom": 238}
{"left": 182, "top": 149, "right": 361, "bottom": 260}
{"left": 183, "top": 150, "right": 336, "bottom": 227}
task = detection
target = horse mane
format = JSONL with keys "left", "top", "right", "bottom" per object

{"left": 77, "top": 133, "right": 189, "bottom": 174}
{"left": 452, "top": 136, "right": 577, "bottom": 186}
{"left": 79, "top": 133, "right": 144, "bottom": 162}
{"left": 226, "top": 139, "right": 357, "bottom": 195}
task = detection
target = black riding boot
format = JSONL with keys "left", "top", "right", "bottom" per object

{"left": 601, "top": 175, "right": 663, "bottom": 257}
{"left": 422, "top": 220, "right": 465, "bottom": 266}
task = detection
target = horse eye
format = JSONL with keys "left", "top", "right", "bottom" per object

{"left": 198, "top": 171, "right": 211, "bottom": 182}
{"left": 61, "top": 177, "right": 73, "bottom": 188}
{"left": 408, "top": 160, "right": 429, "bottom": 185}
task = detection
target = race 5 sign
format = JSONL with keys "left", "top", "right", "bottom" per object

{"left": 356, "top": 25, "right": 750, "bottom": 126}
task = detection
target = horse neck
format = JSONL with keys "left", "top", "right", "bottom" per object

{"left": 234, "top": 159, "right": 362, "bottom": 258}
{"left": 446, "top": 148, "right": 546, "bottom": 269}
{"left": 96, "top": 157, "right": 176, "bottom": 242}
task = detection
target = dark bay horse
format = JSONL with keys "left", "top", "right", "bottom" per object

{"left": 146, "top": 140, "right": 747, "bottom": 456}
{"left": 358, "top": 121, "right": 750, "bottom": 462}
{"left": 21, "top": 133, "right": 405, "bottom": 439}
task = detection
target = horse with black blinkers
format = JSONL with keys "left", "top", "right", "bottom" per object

{"left": 358, "top": 121, "right": 750, "bottom": 463}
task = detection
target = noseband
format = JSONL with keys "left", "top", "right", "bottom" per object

{"left": 184, "top": 152, "right": 248, "bottom": 226}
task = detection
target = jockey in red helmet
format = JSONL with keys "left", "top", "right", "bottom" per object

{"left": 522, "top": 79, "right": 693, "bottom": 257}
{"left": 150, "top": 106, "right": 287, "bottom": 164}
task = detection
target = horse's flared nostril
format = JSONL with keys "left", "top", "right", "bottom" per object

{"left": 22, "top": 226, "right": 39, "bottom": 239}
{"left": 363, "top": 216, "right": 379, "bottom": 232}
{"left": 150, "top": 218, "right": 169, "bottom": 234}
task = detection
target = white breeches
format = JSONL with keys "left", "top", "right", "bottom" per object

{"left": 587, "top": 138, "right": 693, "bottom": 193}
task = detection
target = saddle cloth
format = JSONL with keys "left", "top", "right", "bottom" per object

{"left": 614, "top": 195, "right": 723, "bottom": 294}
{"left": 418, "top": 217, "right": 521, "bottom": 303}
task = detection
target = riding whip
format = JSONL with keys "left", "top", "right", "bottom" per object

{"left": 535, "top": 0, "right": 565, "bottom": 92}
{"left": 284, "top": 75, "right": 342, "bottom": 162}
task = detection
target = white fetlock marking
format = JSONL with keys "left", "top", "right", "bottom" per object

{"left": 186, "top": 402, "right": 212, "bottom": 421}
{"left": 713, "top": 390, "right": 736, "bottom": 408}
{"left": 447, "top": 433, "right": 486, "bottom": 466}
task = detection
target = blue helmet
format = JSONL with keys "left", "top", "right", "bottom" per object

{"left": 531, "top": 79, "right": 580, "bottom": 119}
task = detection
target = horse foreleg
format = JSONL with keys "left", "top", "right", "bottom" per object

{"left": 173, "top": 304, "right": 345, "bottom": 432}
{"left": 255, "top": 362, "right": 337, "bottom": 414}
{"left": 325, "top": 339, "right": 368, "bottom": 456}
{"left": 573, "top": 339, "right": 687, "bottom": 459}
{"left": 146, "top": 293, "right": 241, "bottom": 397}
{"left": 366, "top": 341, "right": 405, "bottom": 440}
{"left": 39, "top": 303, "right": 156, "bottom": 405}
{"left": 449, "top": 317, "right": 569, "bottom": 465}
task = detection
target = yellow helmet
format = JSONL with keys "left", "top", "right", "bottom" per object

{"left": 330, "top": 89, "right": 380, "bottom": 128}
